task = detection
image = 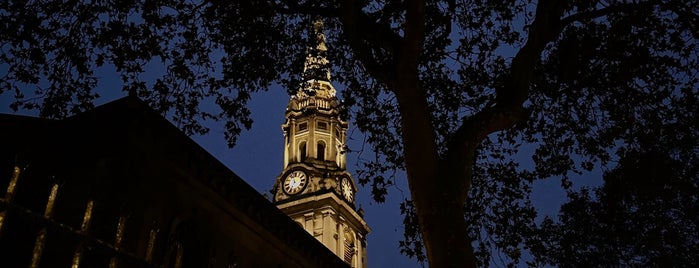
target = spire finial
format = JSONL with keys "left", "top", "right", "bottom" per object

{"left": 301, "top": 17, "right": 331, "bottom": 81}
{"left": 311, "top": 16, "right": 327, "bottom": 54}
{"left": 313, "top": 16, "right": 324, "bottom": 35}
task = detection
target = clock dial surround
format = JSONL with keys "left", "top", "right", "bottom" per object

{"left": 341, "top": 177, "right": 354, "bottom": 202}
{"left": 283, "top": 170, "right": 308, "bottom": 195}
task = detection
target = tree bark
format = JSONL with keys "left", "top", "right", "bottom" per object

{"left": 392, "top": 72, "right": 478, "bottom": 267}
{"left": 415, "top": 162, "right": 478, "bottom": 268}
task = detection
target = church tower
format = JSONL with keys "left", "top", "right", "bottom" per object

{"left": 272, "top": 18, "right": 370, "bottom": 268}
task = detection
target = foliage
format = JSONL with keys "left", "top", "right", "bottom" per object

{"left": 2, "top": 0, "right": 698, "bottom": 266}
{"left": 532, "top": 148, "right": 699, "bottom": 267}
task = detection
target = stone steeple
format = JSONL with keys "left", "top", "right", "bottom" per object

{"left": 272, "top": 17, "right": 370, "bottom": 268}
{"left": 298, "top": 17, "right": 336, "bottom": 99}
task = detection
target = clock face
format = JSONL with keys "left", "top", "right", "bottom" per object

{"left": 283, "top": 170, "right": 307, "bottom": 195}
{"left": 341, "top": 177, "right": 354, "bottom": 202}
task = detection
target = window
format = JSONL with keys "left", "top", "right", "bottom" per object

{"left": 317, "top": 141, "right": 325, "bottom": 161}
{"left": 317, "top": 121, "right": 328, "bottom": 130}
{"left": 299, "top": 142, "right": 307, "bottom": 162}
{"left": 298, "top": 122, "right": 308, "bottom": 132}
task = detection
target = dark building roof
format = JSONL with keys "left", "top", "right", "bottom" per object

{"left": 0, "top": 96, "right": 348, "bottom": 267}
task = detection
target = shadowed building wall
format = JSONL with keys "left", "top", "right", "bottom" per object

{"left": 0, "top": 96, "right": 349, "bottom": 268}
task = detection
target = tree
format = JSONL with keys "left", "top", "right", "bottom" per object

{"left": 532, "top": 148, "right": 699, "bottom": 267}
{"left": 1, "top": 1, "right": 697, "bottom": 267}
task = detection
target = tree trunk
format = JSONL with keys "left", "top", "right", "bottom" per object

{"left": 412, "top": 163, "right": 478, "bottom": 268}
{"left": 339, "top": 0, "right": 567, "bottom": 265}
{"left": 393, "top": 74, "right": 478, "bottom": 267}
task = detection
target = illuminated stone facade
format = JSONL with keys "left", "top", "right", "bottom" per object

{"left": 272, "top": 19, "right": 370, "bottom": 268}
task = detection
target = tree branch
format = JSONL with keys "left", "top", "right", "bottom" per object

{"left": 447, "top": 0, "right": 568, "bottom": 164}
{"left": 339, "top": 0, "right": 401, "bottom": 84}
{"left": 354, "top": 12, "right": 403, "bottom": 56}
{"left": 397, "top": 0, "right": 426, "bottom": 73}
{"left": 272, "top": 0, "right": 340, "bottom": 16}
{"left": 560, "top": 1, "right": 658, "bottom": 26}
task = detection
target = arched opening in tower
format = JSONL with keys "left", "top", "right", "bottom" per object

{"left": 299, "top": 142, "right": 307, "bottom": 162}
{"left": 317, "top": 141, "right": 326, "bottom": 161}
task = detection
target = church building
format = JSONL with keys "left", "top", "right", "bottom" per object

{"left": 0, "top": 19, "right": 367, "bottom": 268}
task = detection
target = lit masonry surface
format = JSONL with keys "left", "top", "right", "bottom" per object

{"left": 272, "top": 19, "right": 370, "bottom": 268}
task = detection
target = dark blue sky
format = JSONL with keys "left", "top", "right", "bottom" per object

{"left": 0, "top": 77, "right": 426, "bottom": 267}
{"left": 193, "top": 86, "right": 425, "bottom": 267}
{"left": 0, "top": 65, "right": 602, "bottom": 267}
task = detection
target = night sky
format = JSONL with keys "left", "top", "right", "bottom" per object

{"left": 206, "top": 85, "right": 592, "bottom": 267}
{"left": 0, "top": 79, "right": 425, "bottom": 267}
{"left": 192, "top": 86, "right": 425, "bottom": 267}
{"left": 0, "top": 67, "right": 601, "bottom": 267}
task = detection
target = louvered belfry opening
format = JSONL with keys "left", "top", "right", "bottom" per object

{"left": 344, "top": 238, "right": 354, "bottom": 264}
